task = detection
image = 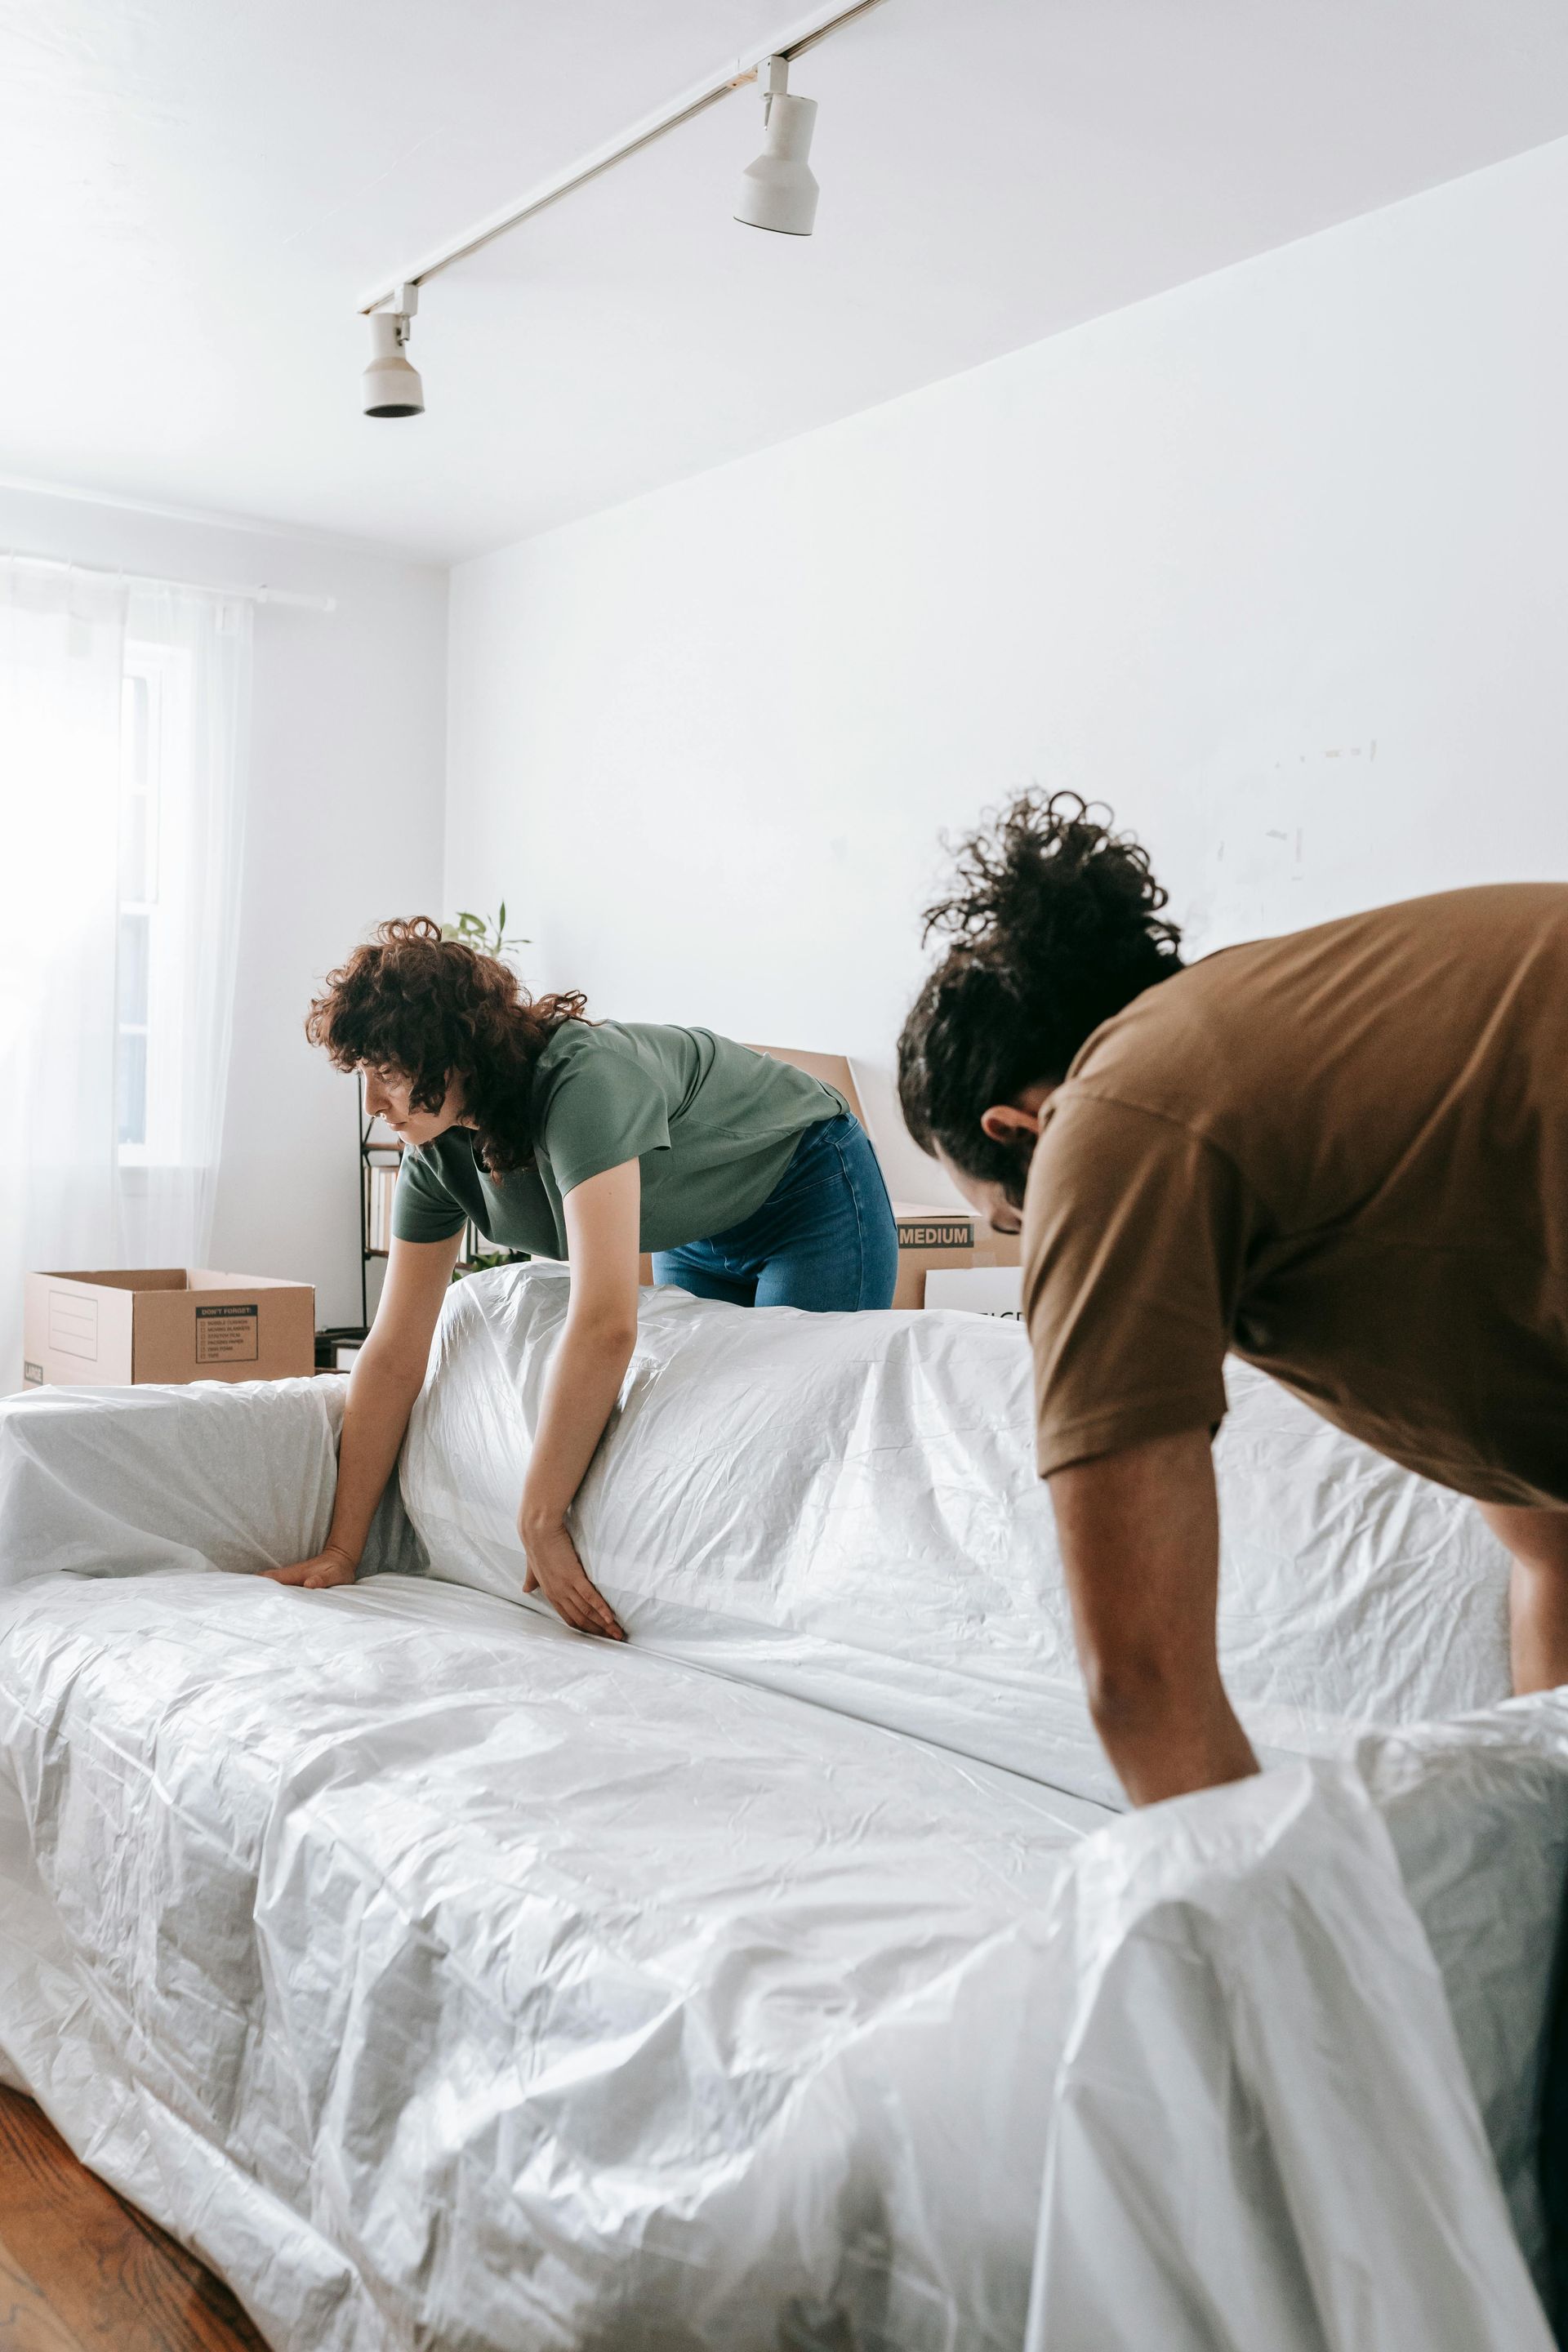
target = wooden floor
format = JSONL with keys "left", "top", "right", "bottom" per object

{"left": 0, "top": 2088, "right": 265, "bottom": 2352}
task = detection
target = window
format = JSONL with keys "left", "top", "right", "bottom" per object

{"left": 115, "top": 638, "right": 194, "bottom": 1168}
{"left": 1, "top": 561, "right": 251, "bottom": 1364}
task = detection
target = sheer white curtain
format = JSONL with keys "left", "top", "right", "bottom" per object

{"left": 0, "top": 559, "right": 252, "bottom": 1388}
{"left": 114, "top": 584, "right": 252, "bottom": 1265}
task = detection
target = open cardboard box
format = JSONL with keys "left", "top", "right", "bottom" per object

{"left": 24, "top": 1268, "right": 315, "bottom": 1390}
{"left": 748, "top": 1046, "right": 1022, "bottom": 1308}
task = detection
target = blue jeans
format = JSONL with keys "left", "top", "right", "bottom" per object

{"left": 652, "top": 1114, "right": 898, "bottom": 1312}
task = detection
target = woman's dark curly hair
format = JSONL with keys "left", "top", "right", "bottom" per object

{"left": 898, "top": 793, "right": 1183, "bottom": 1205}
{"left": 306, "top": 917, "right": 589, "bottom": 1174}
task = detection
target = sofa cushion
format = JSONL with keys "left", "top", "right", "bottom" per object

{"left": 399, "top": 1269, "right": 1512, "bottom": 1804}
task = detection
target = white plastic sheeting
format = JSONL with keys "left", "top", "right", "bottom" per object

{"left": 0, "top": 1371, "right": 422, "bottom": 1588}
{"left": 1348, "top": 1704, "right": 1568, "bottom": 2285}
{"left": 1027, "top": 1722, "right": 1567, "bottom": 2351}
{"left": 1214, "top": 1359, "right": 1513, "bottom": 1720}
{"left": 0, "top": 1287, "right": 1557, "bottom": 2351}
{"left": 0, "top": 1374, "right": 342, "bottom": 1579}
{"left": 0, "top": 1561, "right": 1557, "bottom": 2351}
{"left": 0, "top": 1567, "right": 1102, "bottom": 2351}
{"left": 402, "top": 1270, "right": 1513, "bottom": 1806}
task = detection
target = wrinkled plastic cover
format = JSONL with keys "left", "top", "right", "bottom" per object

{"left": 402, "top": 1271, "right": 1512, "bottom": 1807}
{"left": 1030, "top": 1695, "right": 1568, "bottom": 2342}
{"left": 0, "top": 1374, "right": 343, "bottom": 1579}
{"left": 0, "top": 1563, "right": 1554, "bottom": 2351}
{"left": 1346, "top": 1698, "right": 1568, "bottom": 2286}
{"left": 0, "top": 1373, "right": 423, "bottom": 1588}
{"left": 0, "top": 1300, "right": 1555, "bottom": 2350}
{"left": 0, "top": 1569, "right": 1102, "bottom": 2350}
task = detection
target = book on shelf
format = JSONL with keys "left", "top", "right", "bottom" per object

{"left": 366, "top": 1162, "right": 399, "bottom": 1253}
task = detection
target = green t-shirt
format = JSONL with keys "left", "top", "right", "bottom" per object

{"left": 392, "top": 1022, "right": 849, "bottom": 1258}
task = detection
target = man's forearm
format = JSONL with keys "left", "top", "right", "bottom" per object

{"left": 1085, "top": 1655, "right": 1258, "bottom": 1806}
{"left": 1049, "top": 1428, "right": 1259, "bottom": 1806}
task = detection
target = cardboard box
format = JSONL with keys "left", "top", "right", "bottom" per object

{"left": 924, "top": 1265, "right": 1025, "bottom": 1321}
{"left": 23, "top": 1268, "right": 315, "bottom": 1390}
{"left": 748, "top": 1045, "right": 1021, "bottom": 1307}
{"left": 889, "top": 1205, "right": 1021, "bottom": 1309}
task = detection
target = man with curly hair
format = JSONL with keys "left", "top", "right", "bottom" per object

{"left": 898, "top": 795, "right": 1568, "bottom": 1804}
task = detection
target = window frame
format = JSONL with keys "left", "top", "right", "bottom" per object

{"left": 114, "top": 636, "right": 194, "bottom": 1171}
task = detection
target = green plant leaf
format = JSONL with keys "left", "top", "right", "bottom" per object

{"left": 443, "top": 901, "right": 528, "bottom": 956}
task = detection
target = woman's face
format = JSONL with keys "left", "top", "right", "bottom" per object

{"left": 361, "top": 1064, "right": 466, "bottom": 1147}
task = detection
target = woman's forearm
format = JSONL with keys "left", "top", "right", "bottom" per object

{"left": 519, "top": 1311, "right": 637, "bottom": 1533}
{"left": 325, "top": 1351, "right": 427, "bottom": 1565}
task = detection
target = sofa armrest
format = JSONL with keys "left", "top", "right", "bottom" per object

{"left": 0, "top": 1376, "right": 389, "bottom": 1587}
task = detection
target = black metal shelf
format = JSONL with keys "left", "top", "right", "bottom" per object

{"left": 357, "top": 1070, "right": 403, "bottom": 1329}
{"left": 356, "top": 1071, "right": 525, "bottom": 1330}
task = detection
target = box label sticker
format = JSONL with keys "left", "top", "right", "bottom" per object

{"left": 47, "top": 1290, "right": 99, "bottom": 1359}
{"left": 23, "top": 1361, "right": 42, "bottom": 1385}
{"left": 896, "top": 1219, "right": 974, "bottom": 1251}
{"left": 195, "top": 1303, "right": 260, "bottom": 1363}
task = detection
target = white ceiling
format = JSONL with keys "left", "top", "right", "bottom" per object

{"left": 2, "top": 0, "right": 1566, "bottom": 564}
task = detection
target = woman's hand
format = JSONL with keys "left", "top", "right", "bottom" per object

{"left": 262, "top": 1543, "right": 359, "bottom": 1589}
{"left": 519, "top": 1512, "right": 625, "bottom": 1640}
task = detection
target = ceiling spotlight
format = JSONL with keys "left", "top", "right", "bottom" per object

{"left": 363, "top": 283, "right": 425, "bottom": 418}
{"left": 735, "top": 55, "right": 819, "bottom": 238}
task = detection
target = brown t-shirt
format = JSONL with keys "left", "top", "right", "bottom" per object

{"left": 1022, "top": 884, "right": 1568, "bottom": 1506}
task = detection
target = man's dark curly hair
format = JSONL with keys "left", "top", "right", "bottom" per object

{"left": 305, "top": 917, "right": 589, "bottom": 1175}
{"left": 898, "top": 793, "right": 1183, "bottom": 1205}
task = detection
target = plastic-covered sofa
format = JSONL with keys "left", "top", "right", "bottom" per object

{"left": 0, "top": 1265, "right": 1563, "bottom": 2352}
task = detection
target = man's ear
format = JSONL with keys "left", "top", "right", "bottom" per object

{"left": 979, "top": 1102, "right": 1043, "bottom": 1145}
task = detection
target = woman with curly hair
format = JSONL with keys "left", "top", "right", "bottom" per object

{"left": 898, "top": 793, "right": 1568, "bottom": 1805}
{"left": 268, "top": 920, "right": 896, "bottom": 1633}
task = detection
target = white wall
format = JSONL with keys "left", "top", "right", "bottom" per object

{"left": 1, "top": 483, "right": 448, "bottom": 1325}
{"left": 446, "top": 136, "right": 1568, "bottom": 1205}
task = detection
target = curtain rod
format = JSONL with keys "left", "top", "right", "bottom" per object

{"left": 2, "top": 548, "right": 336, "bottom": 613}
{"left": 358, "top": 0, "right": 892, "bottom": 314}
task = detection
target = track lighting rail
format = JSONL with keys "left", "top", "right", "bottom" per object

{"left": 356, "top": 0, "right": 890, "bottom": 317}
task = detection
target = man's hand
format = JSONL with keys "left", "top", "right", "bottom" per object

{"left": 262, "top": 1543, "right": 359, "bottom": 1589}
{"left": 520, "top": 1512, "right": 626, "bottom": 1641}
{"left": 1049, "top": 1428, "right": 1258, "bottom": 1806}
